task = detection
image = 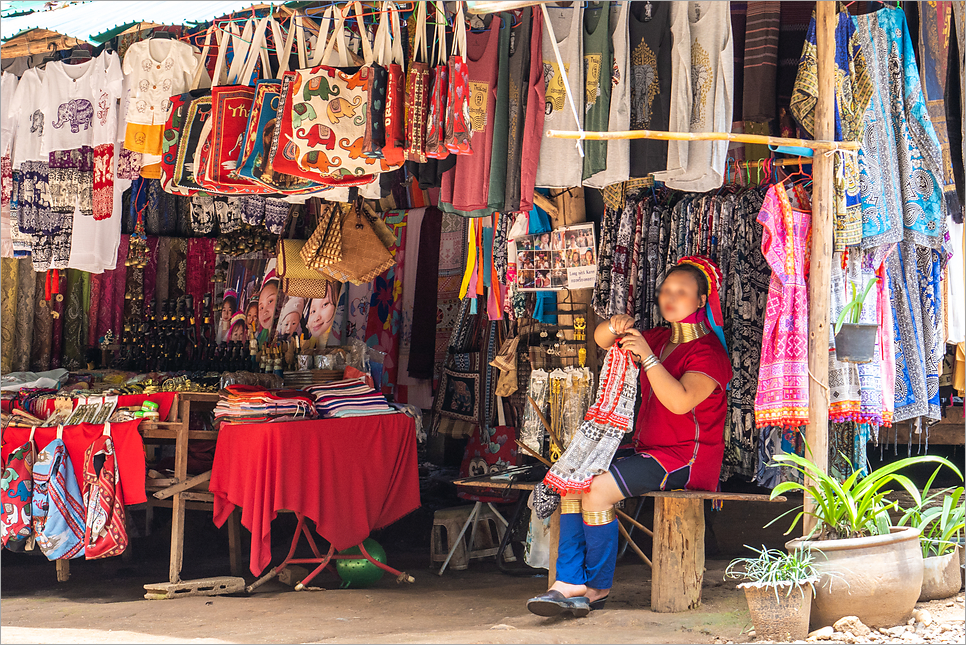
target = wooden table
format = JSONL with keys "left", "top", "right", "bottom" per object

{"left": 453, "top": 477, "right": 785, "bottom": 612}
{"left": 139, "top": 392, "right": 244, "bottom": 595}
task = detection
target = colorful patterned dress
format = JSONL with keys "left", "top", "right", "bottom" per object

{"left": 754, "top": 183, "right": 811, "bottom": 429}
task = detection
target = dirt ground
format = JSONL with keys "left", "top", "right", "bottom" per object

{"left": 2, "top": 503, "right": 962, "bottom": 644}
{"left": 1, "top": 545, "right": 761, "bottom": 645}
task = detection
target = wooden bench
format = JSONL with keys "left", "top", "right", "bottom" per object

{"left": 452, "top": 478, "right": 786, "bottom": 613}
{"left": 631, "top": 490, "right": 786, "bottom": 613}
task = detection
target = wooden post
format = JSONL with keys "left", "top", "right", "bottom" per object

{"left": 169, "top": 397, "right": 190, "bottom": 583}
{"left": 805, "top": 1, "right": 837, "bottom": 535}
{"left": 55, "top": 559, "right": 70, "bottom": 583}
{"left": 228, "top": 508, "right": 243, "bottom": 577}
{"left": 547, "top": 510, "right": 560, "bottom": 589}
{"left": 651, "top": 497, "right": 704, "bottom": 612}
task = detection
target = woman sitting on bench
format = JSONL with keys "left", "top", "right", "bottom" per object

{"left": 527, "top": 256, "right": 733, "bottom": 618}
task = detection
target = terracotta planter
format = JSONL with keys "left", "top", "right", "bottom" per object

{"left": 919, "top": 551, "right": 962, "bottom": 601}
{"left": 786, "top": 526, "right": 923, "bottom": 629}
{"left": 738, "top": 580, "right": 815, "bottom": 642}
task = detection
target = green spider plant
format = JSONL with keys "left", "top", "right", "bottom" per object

{"left": 834, "top": 278, "right": 879, "bottom": 335}
{"left": 898, "top": 474, "right": 966, "bottom": 558}
{"left": 767, "top": 452, "right": 963, "bottom": 541}
{"left": 726, "top": 545, "right": 820, "bottom": 600}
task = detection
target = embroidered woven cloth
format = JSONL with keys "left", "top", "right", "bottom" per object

{"left": 754, "top": 184, "right": 811, "bottom": 429}
{"left": 543, "top": 346, "right": 639, "bottom": 495}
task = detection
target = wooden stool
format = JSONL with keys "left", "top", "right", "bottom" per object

{"left": 431, "top": 503, "right": 516, "bottom": 574}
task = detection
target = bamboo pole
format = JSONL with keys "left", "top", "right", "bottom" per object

{"left": 545, "top": 128, "right": 860, "bottom": 152}
{"left": 804, "top": 1, "right": 836, "bottom": 536}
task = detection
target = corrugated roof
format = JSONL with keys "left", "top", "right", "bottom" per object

{"left": 1, "top": 1, "right": 290, "bottom": 43}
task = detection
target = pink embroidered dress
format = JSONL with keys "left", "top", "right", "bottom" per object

{"left": 754, "top": 183, "right": 811, "bottom": 429}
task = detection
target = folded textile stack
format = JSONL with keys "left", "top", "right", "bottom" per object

{"left": 215, "top": 385, "right": 317, "bottom": 425}
{"left": 305, "top": 378, "right": 397, "bottom": 419}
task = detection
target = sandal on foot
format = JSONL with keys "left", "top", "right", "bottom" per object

{"left": 527, "top": 591, "right": 592, "bottom": 618}
{"left": 589, "top": 596, "right": 609, "bottom": 610}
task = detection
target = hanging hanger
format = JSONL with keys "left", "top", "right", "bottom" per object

{"left": 66, "top": 47, "right": 92, "bottom": 64}
{"left": 148, "top": 27, "right": 176, "bottom": 39}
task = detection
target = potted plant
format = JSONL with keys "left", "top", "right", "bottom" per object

{"left": 898, "top": 477, "right": 965, "bottom": 601}
{"left": 833, "top": 278, "right": 878, "bottom": 363}
{"left": 726, "top": 545, "right": 819, "bottom": 641}
{"left": 768, "top": 451, "right": 962, "bottom": 629}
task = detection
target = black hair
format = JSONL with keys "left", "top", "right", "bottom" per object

{"left": 223, "top": 295, "right": 237, "bottom": 309}
{"left": 663, "top": 264, "right": 709, "bottom": 298}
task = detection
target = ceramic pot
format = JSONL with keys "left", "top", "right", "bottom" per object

{"left": 739, "top": 580, "right": 815, "bottom": 641}
{"left": 786, "top": 526, "right": 923, "bottom": 629}
{"left": 919, "top": 551, "right": 962, "bottom": 601}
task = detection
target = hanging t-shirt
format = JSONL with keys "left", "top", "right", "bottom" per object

{"left": 0, "top": 72, "right": 18, "bottom": 156}
{"left": 121, "top": 39, "right": 199, "bottom": 157}
{"left": 503, "top": 7, "right": 534, "bottom": 212}
{"left": 628, "top": 0, "right": 672, "bottom": 178}
{"left": 9, "top": 67, "right": 47, "bottom": 168}
{"left": 68, "top": 54, "right": 126, "bottom": 274}
{"left": 535, "top": 5, "right": 584, "bottom": 189}
{"left": 518, "top": 11, "right": 545, "bottom": 213}
{"left": 585, "top": 1, "right": 630, "bottom": 189}
{"left": 440, "top": 15, "right": 503, "bottom": 214}
{"left": 581, "top": 2, "right": 612, "bottom": 181}
{"left": 40, "top": 57, "right": 101, "bottom": 155}
{"left": 653, "top": 2, "right": 733, "bottom": 193}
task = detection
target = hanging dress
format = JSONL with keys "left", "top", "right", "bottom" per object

{"left": 535, "top": 5, "right": 584, "bottom": 189}
{"left": 628, "top": 0, "right": 672, "bottom": 179}
{"left": 653, "top": 2, "right": 733, "bottom": 193}
{"left": 754, "top": 183, "right": 811, "bottom": 430}
{"left": 854, "top": 7, "right": 948, "bottom": 424}
{"left": 791, "top": 9, "right": 873, "bottom": 251}
{"left": 584, "top": 0, "right": 629, "bottom": 189}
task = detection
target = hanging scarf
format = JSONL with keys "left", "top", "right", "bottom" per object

{"left": 31, "top": 429, "right": 86, "bottom": 560}
{"left": 541, "top": 346, "right": 640, "bottom": 497}
{"left": 82, "top": 425, "right": 128, "bottom": 559}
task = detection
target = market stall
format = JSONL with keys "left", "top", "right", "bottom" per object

{"left": 0, "top": 0, "right": 963, "bottom": 612}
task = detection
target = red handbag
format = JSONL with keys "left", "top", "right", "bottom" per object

{"left": 444, "top": 2, "right": 473, "bottom": 156}
{"left": 403, "top": 2, "right": 430, "bottom": 163}
{"left": 424, "top": 1, "right": 449, "bottom": 160}
{"left": 378, "top": 1, "right": 406, "bottom": 168}
{"left": 199, "top": 16, "right": 275, "bottom": 195}
{"left": 160, "top": 25, "right": 215, "bottom": 196}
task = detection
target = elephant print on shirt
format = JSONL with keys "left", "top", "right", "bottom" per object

{"left": 29, "top": 110, "right": 44, "bottom": 136}
{"left": 97, "top": 93, "right": 111, "bottom": 126}
{"left": 52, "top": 99, "right": 94, "bottom": 133}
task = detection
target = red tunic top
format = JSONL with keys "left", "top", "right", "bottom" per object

{"left": 631, "top": 327, "right": 733, "bottom": 492}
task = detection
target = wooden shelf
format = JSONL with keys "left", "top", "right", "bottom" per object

{"left": 140, "top": 423, "right": 218, "bottom": 441}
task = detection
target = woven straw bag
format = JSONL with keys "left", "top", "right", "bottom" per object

{"left": 277, "top": 239, "right": 329, "bottom": 298}
{"left": 320, "top": 203, "right": 394, "bottom": 285}
{"left": 300, "top": 203, "right": 342, "bottom": 269}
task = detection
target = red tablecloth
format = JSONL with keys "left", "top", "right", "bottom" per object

{"left": 210, "top": 415, "right": 421, "bottom": 576}
{"left": 1, "top": 420, "right": 147, "bottom": 504}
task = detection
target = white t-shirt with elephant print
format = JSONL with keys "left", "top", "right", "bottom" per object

{"left": 39, "top": 53, "right": 123, "bottom": 156}
{"left": 8, "top": 67, "right": 46, "bottom": 168}
{"left": 121, "top": 39, "right": 199, "bottom": 127}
